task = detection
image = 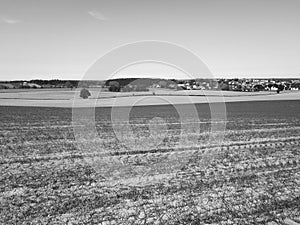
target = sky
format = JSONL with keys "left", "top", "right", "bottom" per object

{"left": 0, "top": 0, "right": 300, "bottom": 80}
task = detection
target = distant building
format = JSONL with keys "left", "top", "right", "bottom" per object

{"left": 23, "top": 82, "right": 42, "bottom": 88}
{"left": 42, "top": 84, "right": 55, "bottom": 88}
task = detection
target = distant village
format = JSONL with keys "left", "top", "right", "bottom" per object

{"left": 0, "top": 78, "right": 300, "bottom": 92}
{"left": 215, "top": 78, "right": 300, "bottom": 92}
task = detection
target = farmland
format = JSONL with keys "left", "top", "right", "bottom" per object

{"left": 1, "top": 100, "right": 300, "bottom": 224}
{"left": 0, "top": 88, "right": 299, "bottom": 107}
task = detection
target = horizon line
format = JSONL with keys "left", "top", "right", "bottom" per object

{"left": 1, "top": 77, "right": 300, "bottom": 82}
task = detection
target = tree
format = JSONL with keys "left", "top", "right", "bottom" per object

{"left": 220, "top": 82, "right": 229, "bottom": 91}
{"left": 158, "top": 80, "right": 167, "bottom": 88}
{"left": 65, "top": 81, "right": 72, "bottom": 89}
{"left": 80, "top": 88, "right": 91, "bottom": 99}
{"left": 278, "top": 84, "right": 284, "bottom": 91}
{"left": 108, "top": 81, "right": 120, "bottom": 92}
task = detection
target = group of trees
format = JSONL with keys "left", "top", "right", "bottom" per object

{"left": 19, "top": 79, "right": 79, "bottom": 88}
{"left": 106, "top": 79, "right": 152, "bottom": 92}
{"left": 106, "top": 78, "right": 179, "bottom": 92}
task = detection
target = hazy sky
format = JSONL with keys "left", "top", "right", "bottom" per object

{"left": 1, "top": 0, "right": 300, "bottom": 80}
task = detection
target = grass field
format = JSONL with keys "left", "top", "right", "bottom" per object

{"left": 0, "top": 88, "right": 299, "bottom": 107}
{"left": 1, "top": 100, "right": 300, "bottom": 224}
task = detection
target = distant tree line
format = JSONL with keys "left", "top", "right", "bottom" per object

{"left": 105, "top": 78, "right": 179, "bottom": 92}
{"left": 1, "top": 78, "right": 299, "bottom": 92}
{"left": 29, "top": 80, "right": 79, "bottom": 88}
{"left": 0, "top": 80, "right": 79, "bottom": 89}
